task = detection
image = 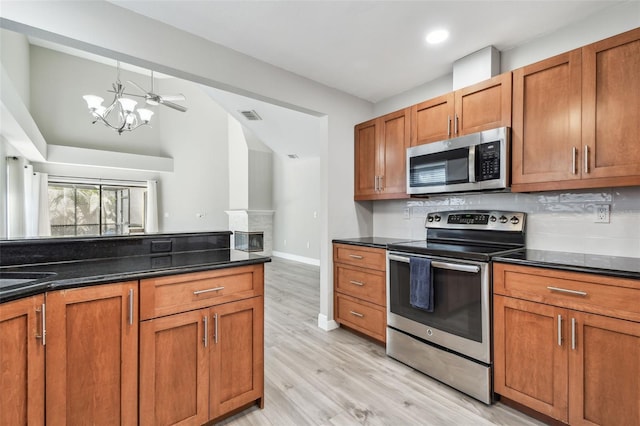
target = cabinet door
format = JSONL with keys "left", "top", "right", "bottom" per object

{"left": 139, "top": 309, "right": 208, "bottom": 426}
{"left": 493, "top": 296, "right": 569, "bottom": 422}
{"left": 511, "top": 49, "right": 582, "bottom": 191}
{"left": 582, "top": 28, "right": 640, "bottom": 182}
{"left": 411, "top": 93, "right": 454, "bottom": 145}
{"left": 46, "top": 283, "right": 138, "bottom": 426}
{"left": 378, "top": 108, "right": 410, "bottom": 199}
{"left": 455, "top": 72, "right": 512, "bottom": 136}
{"left": 569, "top": 311, "right": 640, "bottom": 426}
{"left": 210, "top": 297, "right": 264, "bottom": 419}
{"left": 0, "top": 295, "right": 45, "bottom": 426}
{"left": 354, "top": 118, "right": 378, "bottom": 199}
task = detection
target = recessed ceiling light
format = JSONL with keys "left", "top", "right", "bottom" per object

{"left": 426, "top": 29, "right": 449, "bottom": 45}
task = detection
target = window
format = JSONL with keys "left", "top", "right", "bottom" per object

{"left": 48, "top": 180, "right": 147, "bottom": 237}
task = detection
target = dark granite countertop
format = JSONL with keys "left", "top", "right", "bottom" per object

{"left": 0, "top": 249, "right": 270, "bottom": 303}
{"left": 332, "top": 237, "right": 417, "bottom": 249}
{"left": 0, "top": 231, "right": 271, "bottom": 303}
{"left": 494, "top": 249, "right": 640, "bottom": 280}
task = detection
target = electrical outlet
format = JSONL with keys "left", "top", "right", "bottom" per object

{"left": 403, "top": 208, "right": 411, "bottom": 220}
{"left": 595, "top": 205, "right": 610, "bottom": 223}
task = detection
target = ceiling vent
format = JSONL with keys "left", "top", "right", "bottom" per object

{"left": 287, "top": 154, "right": 299, "bottom": 159}
{"left": 239, "top": 110, "right": 262, "bottom": 121}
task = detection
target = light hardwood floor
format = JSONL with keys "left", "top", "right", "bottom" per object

{"left": 218, "top": 257, "right": 544, "bottom": 426}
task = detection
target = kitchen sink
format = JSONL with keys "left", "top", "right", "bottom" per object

{"left": 0, "top": 271, "right": 57, "bottom": 289}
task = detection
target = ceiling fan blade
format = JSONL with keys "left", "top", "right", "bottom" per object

{"left": 159, "top": 94, "right": 186, "bottom": 102}
{"left": 126, "top": 80, "right": 150, "bottom": 95}
{"left": 159, "top": 99, "right": 188, "bottom": 112}
{"left": 108, "top": 90, "right": 147, "bottom": 99}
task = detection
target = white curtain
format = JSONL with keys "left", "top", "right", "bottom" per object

{"left": 6, "top": 158, "right": 51, "bottom": 238}
{"left": 6, "top": 156, "right": 26, "bottom": 238}
{"left": 146, "top": 180, "right": 159, "bottom": 233}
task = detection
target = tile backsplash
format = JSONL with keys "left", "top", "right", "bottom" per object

{"left": 373, "top": 186, "right": 640, "bottom": 258}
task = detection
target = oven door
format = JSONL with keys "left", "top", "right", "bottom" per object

{"left": 387, "top": 251, "right": 491, "bottom": 364}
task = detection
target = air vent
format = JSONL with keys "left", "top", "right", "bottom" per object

{"left": 239, "top": 110, "right": 262, "bottom": 121}
{"left": 287, "top": 154, "right": 299, "bottom": 159}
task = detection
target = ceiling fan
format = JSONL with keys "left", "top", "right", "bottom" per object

{"left": 126, "top": 71, "right": 188, "bottom": 112}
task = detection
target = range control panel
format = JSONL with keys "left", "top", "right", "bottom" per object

{"left": 426, "top": 210, "right": 526, "bottom": 232}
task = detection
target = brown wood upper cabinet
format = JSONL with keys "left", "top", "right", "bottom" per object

{"left": 512, "top": 27, "right": 640, "bottom": 192}
{"left": 411, "top": 72, "right": 512, "bottom": 146}
{"left": 354, "top": 108, "right": 410, "bottom": 200}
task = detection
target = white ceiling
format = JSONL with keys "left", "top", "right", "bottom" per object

{"left": 107, "top": 0, "right": 623, "bottom": 103}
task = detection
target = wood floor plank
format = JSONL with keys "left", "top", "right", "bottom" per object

{"left": 218, "top": 257, "right": 544, "bottom": 426}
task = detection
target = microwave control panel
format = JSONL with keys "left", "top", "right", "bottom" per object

{"left": 476, "top": 141, "right": 501, "bottom": 181}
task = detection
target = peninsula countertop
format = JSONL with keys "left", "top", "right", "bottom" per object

{"left": 0, "top": 232, "right": 270, "bottom": 303}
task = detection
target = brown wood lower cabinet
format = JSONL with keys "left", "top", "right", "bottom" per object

{"left": 139, "top": 265, "right": 265, "bottom": 425}
{"left": 0, "top": 295, "right": 45, "bottom": 426}
{"left": 46, "top": 282, "right": 139, "bottom": 426}
{"left": 333, "top": 243, "right": 387, "bottom": 343}
{"left": 493, "top": 263, "right": 640, "bottom": 425}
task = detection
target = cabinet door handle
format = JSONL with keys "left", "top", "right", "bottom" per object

{"left": 193, "top": 286, "right": 225, "bottom": 295}
{"left": 454, "top": 114, "right": 459, "bottom": 135}
{"left": 584, "top": 145, "right": 589, "bottom": 174}
{"left": 547, "top": 286, "right": 588, "bottom": 296}
{"left": 349, "top": 280, "right": 364, "bottom": 286}
{"left": 571, "top": 318, "right": 577, "bottom": 350}
{"left": 214, "top": 313, "right": 219, "bottom": 344}
{"left": 572, "top": 147, "right": 577, "bottom": 174}
{"left": 447, "top": 115, "right": 451, "bottom": 137}
{"left": 128, "top": 288, "right": 134, "bottom": 325}
{"left": 557, "top": 314, "right": 563, "bottom": 346}
{"left": 350, "top": 310, "right": 364, "bottom": 318}
{"left": 203, "top": 316, "right": 209, "bottom": 347}
{"left": 36, "top": 303, "right": 46, "bottom": 346}
{"left": 349, "top": 254, "right": 364, "bottom": 259}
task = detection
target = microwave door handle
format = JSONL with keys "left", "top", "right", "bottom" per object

{"left": 468, "top": 145, "right": 476, "bottom": 183}
{"left": 431, "top": 261, "right": 480, "bottom": 274}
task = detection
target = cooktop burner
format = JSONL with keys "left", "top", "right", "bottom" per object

{"left": 388, "top": 210, "right": 526, "bottom": 261}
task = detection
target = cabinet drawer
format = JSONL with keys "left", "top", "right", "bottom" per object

{"left": 140, "top": 264, "right": 264, "bottom": 320}
{"left": 335, "top": 293, "right": 386, "bottom": 342}
{"left": 333, "top": 243, "right": 386, "bottom": 271}
{"left": 335, "top": 264, "right": 386, "bottom": 306}
{"left": 494, "top": 263, "right": 640, "bottom": 322}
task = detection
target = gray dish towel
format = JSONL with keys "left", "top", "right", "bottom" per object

{"left": 410, "top": 256, "right": 434, "bottom": 312}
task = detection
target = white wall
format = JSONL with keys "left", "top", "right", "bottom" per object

{"left": 1, "top": 1, "right": 374, "bottom": 330}
{"left": 273, "top": 154, "right": 321, "bottom": 263}
{"left": 370, "top": 2, "right": 640, "bottom": 259}
{"left": 1, "top": 28, "right": 30, "bottom": 108}
{"left": 228, "top": 116, "right": 249, "bottom": 210}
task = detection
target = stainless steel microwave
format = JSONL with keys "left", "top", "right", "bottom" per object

{"left": 406, "top": 127, "right": 510, "bottom": 195}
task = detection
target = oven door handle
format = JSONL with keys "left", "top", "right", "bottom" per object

{"left": 431, "top": 261, "right": 480, "bottom": 273}
{"left": 389, "top": 254, "right": 480, "bottom": 274}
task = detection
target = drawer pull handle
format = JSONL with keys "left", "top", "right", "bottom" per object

{"left": 350, "top": 310, "right": 364, "bottom": 318}
{"left": 193, "top": 286, "right": 225, "bottom": 295}
{"left": 349, "top": 254, "right": 364, "bottom": 259}
{"left": 349, "top": 280, "right": 364, "bottom": 286}
{"left": 546, "top": 286, "right": 587, "bottom": 297}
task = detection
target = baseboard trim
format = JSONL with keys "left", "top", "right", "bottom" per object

{"left": 272, "top": 251, "right": 320, "bottom": 266}
{"left": 317, "top": 313, "right": 339, "bottom": 331}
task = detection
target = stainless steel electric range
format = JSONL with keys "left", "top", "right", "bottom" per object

{"left": 386, "top": 210, "right": 526, "bottom": 404}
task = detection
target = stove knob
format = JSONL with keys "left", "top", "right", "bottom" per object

{"left": 510, "top": 216, "right": 520, "bottom": 225}
{"left": 427, "top": 216, "right": 434, "bottom": 222}
{"left": 499, "top": 215, "right": 508, "bottom": 224}
{"left": 434, "top": 215, "right": 441, "bottom": 222}
{"left": 490, "top": 215, "right": 497, "bottom": 222}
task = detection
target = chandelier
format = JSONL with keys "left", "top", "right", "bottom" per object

{"left": 82, "top": 62, "right": 154, "bottom": 135}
